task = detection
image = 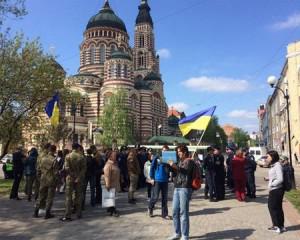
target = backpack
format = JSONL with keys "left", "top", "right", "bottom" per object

{"left": 191, "top": 159, "right": 202, "bottom": 190}
{"left": 282, "top": 164, "right": 293, "bottom": 192}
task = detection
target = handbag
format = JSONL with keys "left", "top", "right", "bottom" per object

{"left": 102, "top": 188, "right": 116, "bottom": 208}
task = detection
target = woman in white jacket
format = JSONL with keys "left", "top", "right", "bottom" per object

{"left": 266, "top": 150, "right": 285, "bottom": 234}
{"left": 144, "top": 150, "right": 154, "bottom": 201}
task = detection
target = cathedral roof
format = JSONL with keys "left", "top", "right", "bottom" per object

{"left": 136, "top": 0, "right": 153, "bottom": 27}
{"left": 144, "top": 72, "right": 161, "bottom": 81}
{"left": 109, "top": 50, "right": 132, "bottom": 60}
{"left": 86, "top": 0, "right": 127, "bottom": 32}
{"left": 168, "top": 115, "right": 179, "bottom": 126}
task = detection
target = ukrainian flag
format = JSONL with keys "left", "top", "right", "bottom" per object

{"left": 179, "top": 106, "right": 216, "bottom": 136}
{"left": 45, "top": 93, "right": 60, "bottom": 127}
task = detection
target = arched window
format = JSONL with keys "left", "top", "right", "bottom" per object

{"left": 117, "top": 64, "right": 121, "bottom": 77}
{"left": 80, "top": 104, "right": 84, "bottom": 117}
{"left": 90, "top": 45, "right": 95, "bottom": 64}
{"left": 99, "top": 44, "right": 106, "bottom": 63}
{"left": 110, "top": 45, "right": 116, "bottom": 55}
{"left": 82, "top": 50, "right": 86, "bottom": 65}
{"left": 138, "top": 52, "right": 144, "bottom": 68}
{"left": 139, "top": 35, "right": 144, "bottom": 48}
{"left": 123, "top": 65, "right": 128, "bottom": 78}
{"left": 109, "top": 64, "right": 114, "bottom": 78}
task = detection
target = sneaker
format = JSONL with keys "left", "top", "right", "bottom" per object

{"left": 162, "top": 215, "right": 172, "bottom": 220}
{"left": 267, "top": 226, "right": 277, "bottom": 231}
{"left": 275, "top": 227, "right": 282, "bottom": 234}
{"left": 280, "top": 227, "right": 287, "bottom": 232}
{"left": 167, "top": 234, "right": 181, "bottom": 240}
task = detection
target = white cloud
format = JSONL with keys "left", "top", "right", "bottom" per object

{"left": 227, "top": 110, "right": 257, "bottom": 119}
{"left": 157, "top": 48, "right": 171, "bottom": 59}
{"left": 168, "top": 102, "right": 189, "bottom": 112}
{"left": 243, "top": 124, "right": 258, "bottom": 133}
{"left": 181, "top": 76, "right": 250, "bottom": 92}
{"left": 271, "top": 13, "right": 300, "bottom": 30}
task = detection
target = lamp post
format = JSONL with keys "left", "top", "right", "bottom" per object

{"left": 158, "top": 124, "right": 162, "bottom": 136}
{"left": 71, "top": 102, "right": 77, "bottom": 144}
{"left": 267, "top": 75, "right": 296, "bottom": 189}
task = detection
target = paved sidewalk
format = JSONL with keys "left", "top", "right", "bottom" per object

{"left": 0, "top": 168, "right": 299, "bottom": 240}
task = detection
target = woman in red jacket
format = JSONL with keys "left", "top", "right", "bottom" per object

{"left": 232, "top": 149, "right": 246, "bottom": 201}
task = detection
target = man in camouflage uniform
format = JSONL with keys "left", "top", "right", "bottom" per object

{"left": 33, "top": 145, "right": 59, "bottom": 219}
{"left": 61, "top": 143, "right": 86, "bottom": 221}
{"left": 35, "top": 143, "right": 51, "bottom": 202}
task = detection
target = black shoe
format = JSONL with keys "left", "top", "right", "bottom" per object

{"left": 28, "top": 196, "right": 31, "bottom": 202}
{"left": 112, "top": 210, "right": 120, "bottom": 217}
{"left": 45, "top": 211, "right": 55, "bottom": 219}
{"left": 33, "top": 209, "right": 39, "bottom": 218}
{"left": 60, "top": 217, "right": 72, "bottom": 222}
{"left": 148, "top": 208, "right": 154, "bottom": 217}
{"left": 204, "top": 195, "right": 208, "bottom": 199}
{"left": 15, "top": 197, "right": 22, "bottom": 200}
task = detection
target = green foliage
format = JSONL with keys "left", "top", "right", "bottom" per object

{"left": 285, "top": 189, "right": 300, "bottom": 214}
{"left": 97, "top": 90, "right": 135, "bottom": 147}
{"left": 201, "top": 116, "right": 228, "bottom": 149}
{"left": 0, "top": 33, "right": 66, "bottom": 156}
{"left": 232, "top": 128, "right": 250, "bottom": 148}
{"left": 0, "top": 0, "right": 27, "bottom": 26}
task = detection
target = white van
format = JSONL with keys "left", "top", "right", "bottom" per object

{"left": 249, "top": 146, "right": 267, "bottom": 161}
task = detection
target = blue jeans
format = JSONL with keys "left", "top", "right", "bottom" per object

{"left": 172, "top": 188, "right": 192, "bottom": 239}
{"left": 148, "top": 181, "right": 168, "bottom": 217}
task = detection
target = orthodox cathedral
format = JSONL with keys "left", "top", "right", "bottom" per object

{"left": 64, "top": 0, "right": 168, "bottom": 145}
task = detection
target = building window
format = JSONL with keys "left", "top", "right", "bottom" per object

{"left": 139, "top": 35, "right": 144, "bottom": 48}
{"left": 138, "top": 52, "right": 144, "bottom": 68}
{"left": 110, "top": 45, "right": 116, "bottom": 54}
{"left": 80, "top": 104, "right": 84, "bottom": 117}
{"left": 123, "top": 65, "right": 128, "bottom": 78}
{"left": 100, "top": 44, "right": 106, "bottom": 63}
{"left": 90, "top": 45, "right": 95, "bottom": 64}
{"left": 117, "top": 64, "right": 121, "bottom": 77}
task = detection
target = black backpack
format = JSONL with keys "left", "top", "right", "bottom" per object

{"left": 282, "top": 164, "right": 293, "bottom": 192}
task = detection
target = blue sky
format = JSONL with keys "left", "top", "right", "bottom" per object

{"left": 5, "top": 0, "right": 300, "bottom": 133}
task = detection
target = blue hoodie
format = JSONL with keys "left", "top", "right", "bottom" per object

{"left": 150, "top": 155, "right": 169, "bottom": 182}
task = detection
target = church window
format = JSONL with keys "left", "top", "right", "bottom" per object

{"left": 110, "top": 45, "right": 116, "bottom": 54}
{"left": 90, "top": 45, "right": 95, "bottom": 64}
{"left": 139, "top": 35, "right": 144, "bottom": 48}
{"left": 109, "top": 64, "right": 113, "bottom": 78}
{"left": 138, "top": 52, "right": 144, "bottom": 68}
{"left": 117, "top": 64, "right": 121, "bottom": 77}
{"left": 123, "top": 65, "right": 128, "bottom": 78}
{"left": 80, "top": 104, "right": 84, "bottom": 117}
{"left": 100, "top": 44, "right": 106, "bottom": 63}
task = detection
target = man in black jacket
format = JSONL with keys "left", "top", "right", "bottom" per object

{"left": 10, "top": 146, "right": 26, "bottom": 200}
{"left": 203, "top": 147, "right": 217, "bottom": 202}
{"left": 243, "top": 148, "right": 257, "bottom": 198}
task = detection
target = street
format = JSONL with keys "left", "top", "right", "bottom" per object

{"left": 0, "top": 167, "right": 300, "bottom": 240}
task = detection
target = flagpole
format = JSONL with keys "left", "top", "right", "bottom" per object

{"left": 191, "top": 128, "right": 207, "bottom": 159}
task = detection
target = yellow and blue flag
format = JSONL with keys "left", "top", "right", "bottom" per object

{"left": 179, "top": 106, "right": 216, "bottom": 136}
{"left": 45, "top": 93, "right": 60, "bottom": 127}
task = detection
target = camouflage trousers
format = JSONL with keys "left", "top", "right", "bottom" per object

{"left": 35, "top": 184, "right": 56, "bottom": 211}
{"left": 64, "top": 180, "right": 84, "bottom": 218}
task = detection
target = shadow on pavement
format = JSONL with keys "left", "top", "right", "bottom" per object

{"left": 287, "top": 225, "right": 300, "bottom": 231}
{"left": 190, "top": 207, "right": 231, "bottom": 216}
{"left": 190, "top": 228, "right": 255, "bottom": 240}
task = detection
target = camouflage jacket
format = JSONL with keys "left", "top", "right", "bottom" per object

{"left": 40, "top": 153, "right": 59, "bottom": 187}
{"left": 64, "top": 150, "right": 86, "bottom": 183}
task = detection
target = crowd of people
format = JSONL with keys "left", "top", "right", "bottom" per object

{"left": 6, "top": 141, "right": 290, "bottom": 239}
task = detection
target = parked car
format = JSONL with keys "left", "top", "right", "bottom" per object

{"left": 249, "top": 146, "right": 267, "bottom": 161}
{"left": 256, "top": 155, "right": 269, "bottom": 168}
{"left": 0, "top": 154, "right": 12, "bottom": 164}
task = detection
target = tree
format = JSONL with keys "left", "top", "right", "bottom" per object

{"left": 0, "top": 34, "right": 66, "bottom": 157}
{"left": 232, "top": 128, "right": 250, "bottom": 148}
{"left": 97, "top": 90, "right": 134, "bottom": 147}
{"left": 0, "top": 0, "right": 27, "bottom": 26}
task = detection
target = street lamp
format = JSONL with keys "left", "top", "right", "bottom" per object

{"left": 158, "top": 124, "right": 162, "bottom": 136}
{"left": 71, "top": 102, "right": 77, "bottom": 144}
{"left": 267, "top": 75, "right": 296, "bottom": 189}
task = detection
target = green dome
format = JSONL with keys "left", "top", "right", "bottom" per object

{"left": 86, "top": 1, "right": 127, "bottom": 32}
{"left": 144, "top": 72, "right": 162, "bottom": 81}
{"left": 109, "top": 51, "right": 131, "bottom": 60}
{"left": 168, "top": 115, "right": 179, "bottom": 126}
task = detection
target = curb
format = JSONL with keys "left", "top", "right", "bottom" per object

{"left": 283, "top": 197, "right": 300, "bottom": 237}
